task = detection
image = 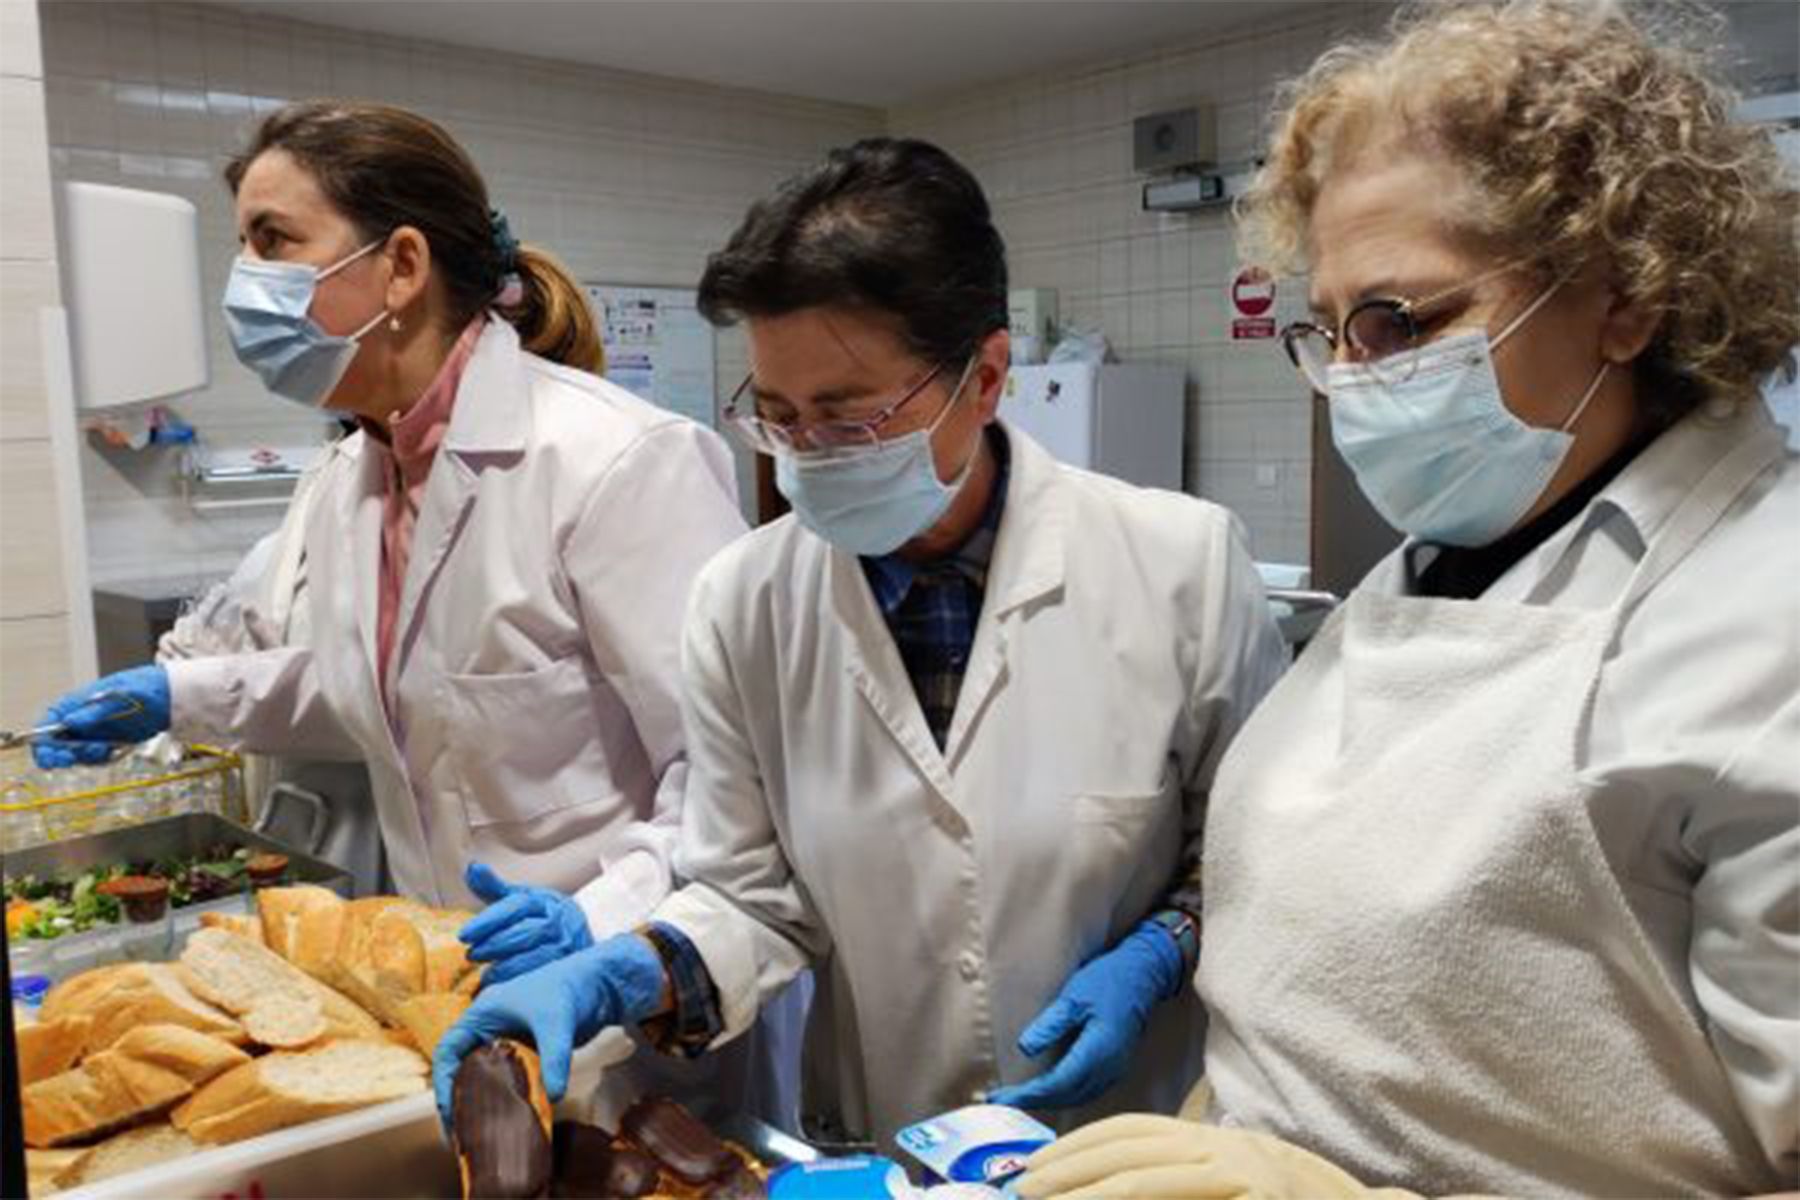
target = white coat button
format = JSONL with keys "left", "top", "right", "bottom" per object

{"left": 959, "top": 952, "right": 981, "bottom": 981}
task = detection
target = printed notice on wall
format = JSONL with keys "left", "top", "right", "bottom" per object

{"left": 584, "top": 284, "right": 718, "bottom": 429}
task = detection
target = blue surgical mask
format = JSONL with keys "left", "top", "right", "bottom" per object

{"left": 776, "top": 358, "right": 980, "bottom": 556}
{"left": 1327, "top": 280, "right": 1608, "bottom": 546}
{"left": 222, "top": 239, "right": 388, "bottom": 409}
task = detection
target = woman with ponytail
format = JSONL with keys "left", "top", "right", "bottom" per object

{"left": 36, "top": 102, "right": 751, "bottom": 993}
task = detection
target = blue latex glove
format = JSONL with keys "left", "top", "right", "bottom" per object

{"left": 431, "top": 933, "right": 668, "bottom": 1125}
{"left": 987, "top": 920, "right": 1185, "bottom": 1112}
{"left": 32, "top": 666, "right": 172, "bottom": 769}
{"left": 459, "top": 862, "right": 595, "bottom": 986}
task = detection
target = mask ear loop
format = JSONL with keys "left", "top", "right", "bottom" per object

{"left": 1490, "top": 270, "right": 1576, "bottom": 352}
{"left": 1559, "top": 361, "right": 1610, "bottom": 432}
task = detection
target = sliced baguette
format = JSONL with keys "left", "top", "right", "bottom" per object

{"left": 178, "top": 927, "right": 381, "bottom": 1040}
{"left": 241, "top": 991, "right": 327, "bottom": 1049}
{"left": 80, "top": 964, "right": 246, "bottom": 1055}
{"left": 255, "top": 884, "right": 342, "bottom": 961}
{"left": 62, "top": 1123, "right": 199, "bottom": 1188}
{"left": 17, "top": 1015, "right": 93, "bottom": 1087}
{"left": 392, "top": 992, "right": 471, "bottom": 1057}
{"left": 26, "top": 1148, "right": 86, "bottom": 1196}
{"left": 173, "top": 1039, "right": 428, "bottom": 1145}
{"left": 197, "top": 910, "right": 265, "bottom": 946}
{"left": 40, "top": 964, "right": 134, "bottom": 1024}
{"left": 23, "top": 1025, "right": 250, "bottom": 1148}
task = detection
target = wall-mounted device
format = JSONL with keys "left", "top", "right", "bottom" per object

{"left": 1133, "top": 106, "right": 1216, "bottom": 174}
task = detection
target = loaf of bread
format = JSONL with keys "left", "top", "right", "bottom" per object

{"left": 25, "top": 1148, "right": 86, "bottom": 1196}
{"left": 43, "top": 962, "right": 246, "bottom": 1057}
{"left": 393, "top": 991, "right": 472, "bottom": 1057}
{"left": 178, "top": 927, "right": 381, "bottom": 1041}
{"left": 60, "top": 1123, "right": 199, "bottom": 1189}
{"left": 172, "top": 1038, "right": 427, "bottom": 1145}
{"left": 197, "top": 910, "right": 265, "bottom": 945}
{"left": 16, "top": 1014, "right": 93, "bottom": 1087}
{"left": 23, "top": 1024, "right": 251, "bottom": 1148}
{"left": 453, "top": 1040, "right": 553, "bottom": 1200}
{"left": 257, "top": 886, "right": 479, "bottom": 1021}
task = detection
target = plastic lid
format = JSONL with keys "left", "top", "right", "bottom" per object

{"left": 11, "top": 974, "right": 52, "bottom": 1005}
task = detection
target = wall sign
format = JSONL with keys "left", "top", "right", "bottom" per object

{"left": 1230, "top": 267, "right": 1277, "bottom": 341}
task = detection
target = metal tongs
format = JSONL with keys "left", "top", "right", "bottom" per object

{"left": 0, "top": 690, "right": 146, "bottom": 751}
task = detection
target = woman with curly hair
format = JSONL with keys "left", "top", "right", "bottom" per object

{"left": 1016, "top": 1, "right": 1797, "bottom": 1196}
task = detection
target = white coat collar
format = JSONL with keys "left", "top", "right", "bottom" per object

{"left": 440, "top": 317, "right": 531, "bottom": 458}
{"left": 982, "top": 421, "right": 1069, "bottom": 617}
{"left": 1587, "top": 399, "right": 1782, "bottom": 555}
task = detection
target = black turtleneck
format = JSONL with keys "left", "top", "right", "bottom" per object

{"left": 1408, "top": 435, "right": 1653, "bottom": 601}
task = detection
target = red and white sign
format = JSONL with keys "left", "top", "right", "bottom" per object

{"left": 1230, "top": 266, "right": 1277, "bottom": 340}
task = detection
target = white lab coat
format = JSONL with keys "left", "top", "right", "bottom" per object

{"left": 167, "top": 319, "right": 747, "bottom": 928}
{"left": 157, "top": 440, "right": 385, "bottom": 894}
{"left": 654, "top": 424, "right": 1288, "bottom": 1147}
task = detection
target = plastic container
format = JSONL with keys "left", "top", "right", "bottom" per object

{"left": 56, "top": 1030, "right": 636, "bottom": 1200}
{"left": 0, "top": 744, "right": 246, "bottom": 853}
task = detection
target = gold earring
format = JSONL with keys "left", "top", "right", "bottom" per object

{"left": 389, "top": 316, "right": 402, "bottom": 333}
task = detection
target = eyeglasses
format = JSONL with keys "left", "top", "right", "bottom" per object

{"left": 1279, "top": 261, "right": 1522, "bottom": 393}
{"left": 723, "top": 359, "right": 959, "bottom": 456}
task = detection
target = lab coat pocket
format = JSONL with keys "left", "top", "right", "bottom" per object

{"left": 1074, "top": 789, "right": 1171, "bottom": 828}
{"left": 1073, "top": 789, "right": 1181, "bottom": 935}
{"left": 443, "top": 656, "right": 624, "bottom": 828}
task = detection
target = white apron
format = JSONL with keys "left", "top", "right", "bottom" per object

{"left": 1199, "top": 427, "right": 1787, "bottom": 1196}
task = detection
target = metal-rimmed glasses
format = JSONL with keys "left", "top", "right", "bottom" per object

{"left": 1278, "top": 261, "right": 1523, "bottom": 394}
{"left": 722, "top": 357, "right": 971, "bottom": 456}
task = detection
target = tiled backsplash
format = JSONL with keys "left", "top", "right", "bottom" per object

{"left": 38, "top": 0, "right": 881, "bottom": 586}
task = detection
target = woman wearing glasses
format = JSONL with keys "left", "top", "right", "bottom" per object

{"left": 1017, "top": 2, "right": 1799, "bottom": 1197}
{"left": 434, "top": 137, "right": 1288, "bottom": 1147}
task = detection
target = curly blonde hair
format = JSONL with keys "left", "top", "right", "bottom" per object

{"left": 1238, "top": 0, "right": 1799, "bottom": 419}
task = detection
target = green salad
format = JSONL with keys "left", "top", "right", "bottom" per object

{"left": 5, "top": 843, "right": 255, "bottom": 941}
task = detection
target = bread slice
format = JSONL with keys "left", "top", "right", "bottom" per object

{"left": 404, "top": 905, "right": 478, "bottom": 994}
{"left": 79, "top": 964, "right": 246, "bottom": 1055}
{"left": 393, "top": 992, "right": 471, "bottom": 1057}
{"left": 17, "top": 1015, "right": 93, "bottom": 1087}
{"left": 40, "top": 963, "right": 134, "bottom": 1024}
{"left": 256, "top": 884, "right": 342, "bottom": 961}
{"left": 62, "top": 1123, "right": 199, "bottom": 1188}
{"left": 23, "top": 1025, "right": 250, "bottom": 1148}
{"left": 241, "top": 992, "right": 327, "bottom": 1049}
{"left": 26, "top": 1147, "right": 86, "bottom": 1195}
{"left": 198, "top": 910, "right": 265, "bottom": 946}
{"left": 178, "top": 927, "right": 381, "bottom": 1041}
{"left": 172, "top": 1039, "right": 428, "bottom": 1145}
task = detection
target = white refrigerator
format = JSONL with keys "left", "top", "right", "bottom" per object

{"left": 1002, "top": 363, "right": 1187, "bottom": 490}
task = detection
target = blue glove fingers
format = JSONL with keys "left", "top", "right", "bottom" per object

{"left": 531, "top": 1002, "right": 577, "bottom": 1102}
{"left": 463, "top": 861, "right": 516, "bottom": 906}
{"left": 474, "top": 943, "right": 570, "bottom": 988}
{"left": 992, "top": 1023, "right": 1125, "bottom": 1111}
{"left": 1017, "top": 997, "right": 1083, "bottom": 1059}
{"left": 459, "top": 890, "right": 543, "bottom": 947}
{"left": 464, "top": 912, "right": 559, "bottom": 963}
{"left": 32, "top": 738, "right": 115, "bottom": 770}
{"left": 432, "top": 1016, "right": 492, "bottom": 1127}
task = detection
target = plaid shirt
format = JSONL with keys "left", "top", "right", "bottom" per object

{"left": 643, "top": 433, "right": 1012, "bottom": 1055}
{"left": 860, "top": 429, "right": 1010, "bottom": 748}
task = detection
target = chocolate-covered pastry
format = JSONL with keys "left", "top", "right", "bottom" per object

{"left": 454, "top": 1041, "right": 553, "bottom": 1199}
{"left": 550, "top": 1121, "right": 658, "bottom": 1199}
{"left": 619, "top": 1096, "right": 738, "bottom": 1186}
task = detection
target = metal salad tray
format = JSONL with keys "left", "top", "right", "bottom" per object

{"left": 4, "top": 810, "right": 351, "bottom": 983}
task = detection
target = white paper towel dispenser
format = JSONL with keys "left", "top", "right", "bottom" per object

{"left": 61, "top": 181, "right": 208, "bottom": 409}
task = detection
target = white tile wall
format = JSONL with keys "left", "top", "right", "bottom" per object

{"left": 38, "top": 1, "right": 882, "bottom": 586}
{"left": 889, "top": 5, "right": 1395, "bottom": 563}
{"left": 0, "top": 0, "right": 75, "bottom": 726}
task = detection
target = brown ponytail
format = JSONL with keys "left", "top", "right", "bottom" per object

{"left": 496, "top": 244, "right": 603, "bottom": 374}
{"left": 224, "top": 101, "right": 604, "bottom": 374}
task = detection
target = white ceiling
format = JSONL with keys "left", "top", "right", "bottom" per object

{"left": 205, "top": 0, "right": 1337, "bottom": 108}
